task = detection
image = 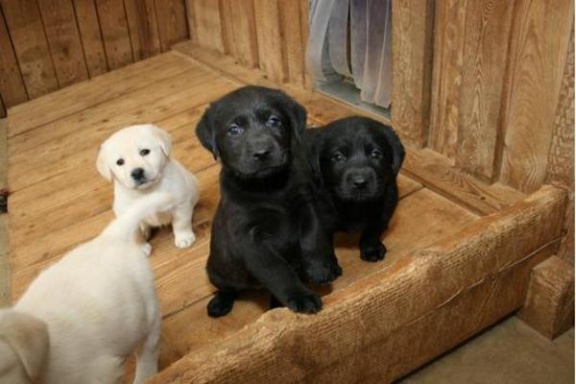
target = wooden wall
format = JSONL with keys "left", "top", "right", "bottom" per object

{"left": 185, "top": 0, "right": 310, "bottom": 88}
{"left": 0, "top": 0, "right": 189, "bottom": 117}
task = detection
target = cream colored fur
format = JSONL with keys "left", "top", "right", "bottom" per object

{"left": 0, "top": 193, "right": 173, "bottom": 383}
{"left": 97, "top": 124, "right": 199, "bottom": 249}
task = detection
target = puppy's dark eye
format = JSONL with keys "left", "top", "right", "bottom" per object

{"left": 116, "top": 159, "right": 125, "bottom": 166}
{"left": 266, "top": 115, "right": 281, "bottom": 128}
{"left": 332, "top": 152, "right": 346, "bottom": 162}
{"left": 140, "top": 149, "right": 150, "bottom": 156}
{"left": 370, "top": 149, "right": 382, "bottom": 159}
{"left": 228, "top": 123, "right": 243, "bottom": 136}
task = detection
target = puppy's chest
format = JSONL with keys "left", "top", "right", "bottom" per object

{"left": 143, "top": 211, "right": 173, "bottom": 226}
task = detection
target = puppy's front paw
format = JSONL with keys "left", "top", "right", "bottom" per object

{"left": 286, "top": 291, "right": 322, "bottom": 314}
{"left": 142, "top": 243, "right": 152, "bottom": 257}
{"left": 174, "top": 231, "right": 196, "bottom": 248}
{"left": 360, "top": 242, "right": 387, "bottom": 262}
{"left": 305, "top": 259, "right": 342, "bottom": 285}
{"left": 207, "top": 292, "right": 237, "bottom": 318}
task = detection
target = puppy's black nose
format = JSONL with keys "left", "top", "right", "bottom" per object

{"left": 351, "top": 176, "right": 368, "bottom": 190}
{"left": 131, "top": 168, "right": 145, "bottom": 180}
{"left": 252, "top": 148, "right": 270, "bottom": 161}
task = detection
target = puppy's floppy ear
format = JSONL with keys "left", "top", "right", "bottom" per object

{"left": 196, "top": 107, "right": 219, "bottom": 160}
{"left": 96, "top": 144, "right": 112, "bottom": 181}
{"left": 148, "top": 124, "right": 172, "bottom": 157}
{"left": 0, "top": 310, "right": 49, "bottom": 382}
{"left": 381, "top": 125, "right": 405, "bottom": 176}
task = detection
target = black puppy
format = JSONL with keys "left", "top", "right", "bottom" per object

{"left": 306, "top": 116, "right": 405, "bottom": 262}
{"left": 196, "top": 86, "right": 340, "bottom": 317}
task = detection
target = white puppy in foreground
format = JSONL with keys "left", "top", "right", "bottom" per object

{"left": 0, "top": 193, "right": 173, "bottom": 384}
{"left": 97, "top": 124, "right": 199, "bottom": 249}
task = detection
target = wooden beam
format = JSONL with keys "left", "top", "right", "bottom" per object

{"left": 455, "top": 0, "right": 514, "bottom": 182}
{"left": 546, "top": 23, "right": 574, "bottom": 265}
{"left": 150, "top": 186, "right": 566, "bottom": 383}
{"left": 220, "top": 0, "right": 259, "bottom": 67}
{"left": 279, "top": 0, "right": 306, "bottom": 87}
{"left": 186, "top": 0, "right": 225, "bottom": 53}
{"left": 154, "top": 0, "right": 188, "bottom": 51}
{"left": 518, "top": 255, "right": 575, "bottom": 339}
{"left": 391, "top": 0, "right": 434, "bottom": 148}
{"left": 124, "top": 0, "right": 161, "bottom": 60}
{"left": 253, "top": 0, "right": 286, "bottom": 83}
{"left": 499, "top": 0, "right": 574, "bottom": 193}
{"left": 428, "top": 0, "right": 466, "bottom": 160}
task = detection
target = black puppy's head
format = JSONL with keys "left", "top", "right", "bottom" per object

{"left": 313, "top": 117, "right": 405, "bottom": 202}
{"left": 196, "top": 86, "right": 307, "bottom": 179}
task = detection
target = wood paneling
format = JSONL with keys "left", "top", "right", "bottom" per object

{"left": 253, "top": 0, "right": 285, "bottom": 83}
{"left": 0, "top": 0, "right": 189, "bottom": 111}
{"left": 429, "top": 0, "right": 467, "bottom": 159}
{"left": 220, "top": 0, "right": 258, "bottom": 67}
{"left": 391, "top": 0, "right": 435, "bottom": 148}
{"left": 1, "top": 0, "right": 59, "bottom": 99}
{"left": 499, "top": 0, "right": 574, "bottom": 193}
{"left": 0, "top": 6, "right": 27, "bottom": 108}
{"left": 456, "top": 0, "right": 514, "bottom": 182}
{"left": 186, "top": 0, "right": 225, "bottom": 53}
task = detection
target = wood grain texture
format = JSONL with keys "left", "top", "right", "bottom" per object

{"left": 518, "top": 255, "right": 575, "bottom": 339}
{"left": 220, "top": 0, "right": 258, "bottom": 67}
{"left": 499, "top": 0, "right": 574, "bottom": 193}
{"left": 546, "top": 23, "right": 574, "bottom": 265}
{"left": 391, "top": 0, "right": 434, "bottom": 148}
{"left": 37, "top": 0, "right": 89, "bottom": 88}
{"left": 124, "top": 0, "right": 161, "bottom": 60}
{"left": 0, "top": 6, "right": 27, "bottom": 107}
{"left": 455, "top": 0, "right": 514, "bottom": 182}
{"left": 1, "top": 0, "right": 59, "bottom": 99}
{"left": 151, "top": 186, "right": 566, "bottom": 383}
{"left": 253, "top": 0, "right": 286, "bottom": 83}
{"left": 428, "top": 0, "right": 467, "bottom": 160}
{"left": 72, "top": 0, "right": 109, "bottom": 77}
{"left": 279, "top": 0, "right": 305, "bottom": 86}
{"left": 95, "top": 0, "right": 134, "bottom": 70}
{"left": 186, "top": 0, "right": 225, "bottom": 53}
{"left": 154, "top": 0, "right": 188, "bottom": 51}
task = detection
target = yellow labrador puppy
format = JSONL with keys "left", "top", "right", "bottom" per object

{"left": 0, "top": 310, "right": 48, "bottom": 384}
{"left": 97, "top": 124, "right": 199, "bottom": 249}
{"left": 0, "top": 193, "right": 173, "bottom": 384}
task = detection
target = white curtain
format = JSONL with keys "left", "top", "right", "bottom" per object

{"left": 306, "top": 0, "right": 392, "bottom": 108}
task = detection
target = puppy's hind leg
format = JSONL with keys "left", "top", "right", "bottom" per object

{"left": 133, "top": 310, "right": 161, "bottom": 384}
{"left": 207, "top": 290, "right": 239, "bottom": 318}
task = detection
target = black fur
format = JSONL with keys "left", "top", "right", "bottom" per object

{"left": 305, "top": 116, "right": 405, "bottom": 263}
{"left": 196, "top": 86, "right": 340, "bottom": 317}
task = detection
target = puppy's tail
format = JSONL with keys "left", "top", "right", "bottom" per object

{"left": 100, "top": 193, "right": 175, "bottom": 242}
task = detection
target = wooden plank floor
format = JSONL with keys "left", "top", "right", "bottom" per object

{"left": 7, "top": 50, "right": 483, "bottom": 377}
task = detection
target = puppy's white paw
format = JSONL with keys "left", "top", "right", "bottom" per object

{"left": 174, "top": 231, "right": 196, "bottom": 248}
{"left": 142, "top": 243, "right": 153, "bottom": 257}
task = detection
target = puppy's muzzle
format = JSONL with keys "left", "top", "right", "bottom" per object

{"left": 346, "top": 169, "right": 374, "bottom": 191}
{"left": 131, "top": 167, "right": 147, "bottom": 184}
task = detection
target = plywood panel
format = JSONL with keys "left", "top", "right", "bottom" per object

{"left": 428, "top": 0, "right": 466, "bottom": 160}
{"left": 124, "top": 0, "right": 162, "bottom": 60}
{"left": 1, "top": 0, "right": 59, "bottom": 99}
{"left": 499, "top": 0, "right": 574, "bottom": 193}
{"left": 37, "top": 0, "right": 89, "bottom": 88}
{"left": 0, "top": 7, "right": 27, "bottom": 107}
{"left": 455, "top": 0, "right": 514, "bottom": 182}
{"left": 72, "top": 0, "right": 109, "bottom": 77}
{"left": 391, "top": 0, "right": 434, "bottom": 148}
{"left": 253, "top": 0, "right": 286, "bottom": 83}
{"left": 95, "top": 0, "right": 134, "bottom": 69}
